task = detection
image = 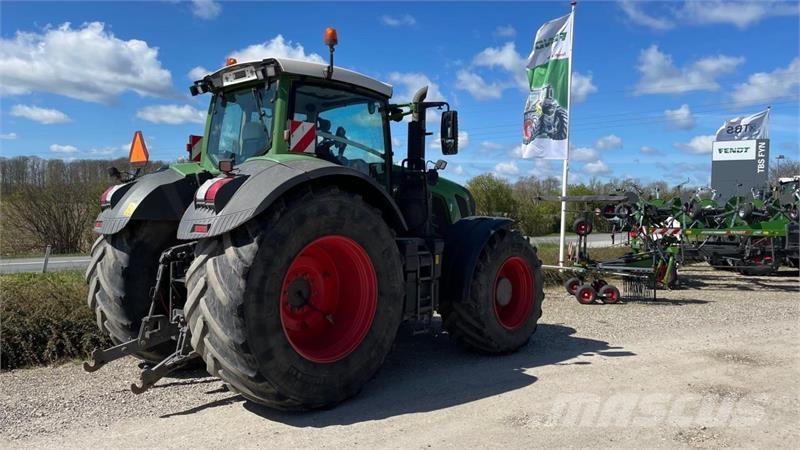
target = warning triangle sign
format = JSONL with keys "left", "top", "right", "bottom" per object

{"left": 129, "top": 131, "right": 149, "bottom": 166}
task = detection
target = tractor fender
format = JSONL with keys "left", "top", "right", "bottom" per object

{"left": 94, "top": 168, "right": 201, "bottom": 235}
{"left": 440, "top": 216, "right": 515, "bottom": 304}
{"left": 177, "top": 158, "right": 408, "bottom": 240}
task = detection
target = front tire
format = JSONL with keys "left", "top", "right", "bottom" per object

{"left": 441, "top": 229, "right": 544, "bottom": 354}
{"left": 184, "top": 187, "right": 404, "bottom": 410}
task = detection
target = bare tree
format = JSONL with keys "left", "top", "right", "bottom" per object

{"left": 4, "top": 183, "right": 102, "bottom": 254}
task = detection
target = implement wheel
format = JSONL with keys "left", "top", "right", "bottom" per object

{"left": 184, "top": 187, "right": 403, "bottom": 410}
{"left": 564, "top": 277, "right": 581, "bottom": 296}
{"left": 599, "top": 285, "right": 620, "bottom": 304}
{"left": 441, "top": 229, "right": 543, "bottom": 354}
{"left": 575, "top": 284, "right": 596, "bottom": 305}
{"left": 85, "top": 221, "right": 177, "bottom": 362}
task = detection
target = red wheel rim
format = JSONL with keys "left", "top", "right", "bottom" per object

{"left": 605, "top": 288, "right": 618, "bottom": 302}
{"left": 578, "top": 288, "right": 594, "bottom": 304}
{"left": 493, "top": 256, "right": 534, "bottom": 330}
{"left": 279, "top": 235, "right": 377, "bottom": 363}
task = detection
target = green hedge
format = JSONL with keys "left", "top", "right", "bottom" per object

{"left": 1, "top": 271, "right": 109, "bottom": 370}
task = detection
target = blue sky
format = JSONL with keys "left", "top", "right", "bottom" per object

{"left": 1, "top": 0, "right": 798, "bottom": 186}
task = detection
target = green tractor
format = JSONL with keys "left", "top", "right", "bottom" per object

{"left": 85, "top": 30, "right": 544, "bottom": 410}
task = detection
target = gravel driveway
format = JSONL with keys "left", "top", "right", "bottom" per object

{"left": 1, "top": 264, "right": 798, "bottom": 448}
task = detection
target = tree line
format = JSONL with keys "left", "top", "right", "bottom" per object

{"left": 0, "top": 156, "right": 797, "bottom": 256}
{"left": 0, "top": 157, "right": 165, "bottom": 255}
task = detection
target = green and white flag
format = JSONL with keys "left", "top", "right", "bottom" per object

{"left": 522, "top": 12, "right": 573, "bottom": 159}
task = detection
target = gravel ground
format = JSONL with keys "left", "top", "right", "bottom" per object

{"left": 1, "top": 263, "right": 798, "bottom": 448}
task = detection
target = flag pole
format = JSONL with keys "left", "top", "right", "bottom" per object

{"left": 558, "top": 0, "right": 577, "bottom": 267}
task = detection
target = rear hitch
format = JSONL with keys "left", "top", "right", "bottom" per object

{"left": 83, "top": 314, "right": 175, "bottom": 372}
{"left": 83, "top": 242, "right": 199, "bottom": 393}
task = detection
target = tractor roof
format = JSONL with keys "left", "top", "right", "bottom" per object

{"left": 206, "top": 57, "right": 393, "bottom": 98}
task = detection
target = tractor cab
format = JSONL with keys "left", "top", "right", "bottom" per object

{"left": 188, "top": 39, "right": 472, "bottom": 237}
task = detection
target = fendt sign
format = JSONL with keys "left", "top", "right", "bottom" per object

{"left": 711, "top": 139, "right": 769, "bottom": 199}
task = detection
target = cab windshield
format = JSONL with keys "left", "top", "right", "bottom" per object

{"left": 206, "top": 84, "right": 275, "bottom": 165}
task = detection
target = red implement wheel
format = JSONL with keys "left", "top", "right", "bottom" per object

{"left": 573, "top": 218, "right": 593, "bottom": 236}
{"left": 280, "top": 236, "right": 377, "bottom": 363}
{"left": 493, "top": 256, "right": 534, "bottom": 330}
{"left": 564, "top": 277, "right": 581, "bottom": 296}
{"left": 599, "top": 285, "right": 620, "bottom": 304}
{"left": 575, "top": 284, "right": 596, "bottom": 305}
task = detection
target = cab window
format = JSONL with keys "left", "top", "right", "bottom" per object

{"left": 290, "top": 83, "right": 388, "bottom": 178}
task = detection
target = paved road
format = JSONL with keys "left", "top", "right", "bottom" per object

{"left": 0, "top": 233, "right": 621, "bottom": 274}
{"left": 0, "top": 256, "right": 91, "bottom": 274}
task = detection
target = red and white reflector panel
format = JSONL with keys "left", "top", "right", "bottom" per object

{"left": 195, "top": 176, "right": 234, "bottom": 207}
{"left": 187, "top": 135, "right": 203, "bottom": 162}
{"left": 100, "top": 184, "right": 125, "bottom": 207}
{"left": 288, "top": 120, "right": 316, "bottom": 153}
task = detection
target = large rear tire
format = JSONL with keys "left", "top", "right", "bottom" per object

{"left": 85, "top": 221, "right": 177, "bottom": 362}
{"left": 184, "top": 187, "right": 404, "bottom": 410}
{"left": 441, "top": 229, "right": 544, "bottom": 354}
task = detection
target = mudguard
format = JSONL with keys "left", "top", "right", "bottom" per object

{"left": 177, "top": 157, "right": 408, "bottom": 240}
{"left": 94, "top": 168, "right": 202, "bottom": 235}
{"left": 440, "top": 217, "right": 515, "bottom": 304}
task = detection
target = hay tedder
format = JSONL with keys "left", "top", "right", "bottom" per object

{"left": 83, "top": 29, "right": 544, "bottom": 410}
{"left": 551, "top": 177, "right": 799, "bottom": 304}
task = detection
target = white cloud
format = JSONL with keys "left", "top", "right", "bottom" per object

{"left": 619, "top": 0, "right": 674, "bottom": 30}
{"left": 380, "top": 14, "right": 416, "bottom": 27}
{"left": 89, "top": 145, "right": 125, "bottom": 155}
{"left": 190, "top": 0, "right": 221, "bottom": 20}
{"left": 0, "top": 132, "right": 17, "bottom": 140}
{"left": 493, "top": 25, "right": 517, "bottom": 38}
{"left": 676, "top": 1, "right": 799, "bottom": 29}
{"left": 0, "top": 22, "right": 173, "bottom": 103}
{"left": 584, "top": 160, "right": 611, "bottom": 175}
{"left": 473, "top": 42, "right": 524, "bottom": 72}
{"left": 595, "top": 134, "right": 623, "bottom": 150}
{"left": 571, "top": 146, "right": 599, "bottom": 161}
{"left": 230, "top": 35, "right": 325, "bottom": 64}
{"left": 136, "top": 104, "right": 205, "bottom": 125}
{"left": 456, "top": 42, "right": 527, "bottom": 100}
{"left": 387, "top": 72, "right": 445, "bottom": 102}
{"left": 494, "top": 160, "right": 519, "bottom": 177}
{"left": 452, "top": 164, "right": 465, "bottom": 175}
{"left": 674, "top": 134, "right": 715, "bottom": 154}
{"left": 664, "top": 104, "right": 695, "bottom": 130}
{"left": 480, "top": 141, "right": 504, "bottom": 152}
{"left": 730, "top": 58, "right": 800, "bottom": 108}
{"left": 455, "top": 70, "right": 503, "bottom": 101}
{"left": 188, "top": 66, "right": 210, "bottom": 80}
{"left": 10, "top": 105, "right": 71, "bottom": 124}
{"left": 621, "top": 1, "right": 798, "bottom": 31}
{"left": 640, "top": 146, "right": 660, "bottom": 155}
{"left": 572, "top": 72, "right": 598, "bottom": 103}
{"left": 49, "top": 144, "right": 78, "bottom": 153}
{"left": 634, "top": 45, "right": 744, "bottom": 95}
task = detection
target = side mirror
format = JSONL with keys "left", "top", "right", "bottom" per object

{"left": 440, "top": 110, "right": 458, "bottom": 155}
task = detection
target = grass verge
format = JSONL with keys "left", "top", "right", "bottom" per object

{"left": 1, "top": 271, "right": 109, "bottom": 370}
